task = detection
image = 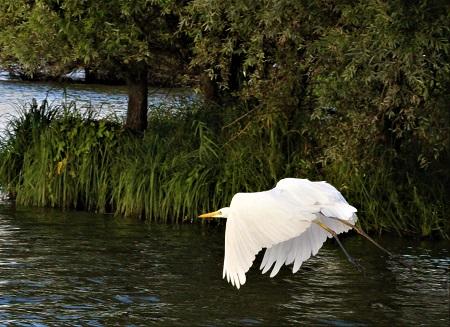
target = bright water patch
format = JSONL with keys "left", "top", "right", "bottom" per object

{"left": 0, "top": 205, "right": 448, "bottom": 325}
{"left": 0, "top": 77, "right": 193, "bottom": 132}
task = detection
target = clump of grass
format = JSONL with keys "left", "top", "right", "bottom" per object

{"left": 0, "top": 99, "right": 448, "bottom": 237}
{"left": 0, "top": 99, "right": 57, "bottom": 191}
{"left": 1, "top": 100, "right": 122, "bottom": 211}
{"left": 322, "top": 160, "right": 448, "bottom": 238}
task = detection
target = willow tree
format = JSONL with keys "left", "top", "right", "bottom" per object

{"left": 182, "top": 0, "right": 450, "bottom": 235}
{"left": 183, "top": 0, "right": 450, "bottom": 164}
{"left": 0, "top": 0, "right": 183, "bottom": 131}
{"left": 181, "top": 0, "right": 343, "bottom": 173}
{"left": 311, "top": 0, "right": 450, "bottom": 168}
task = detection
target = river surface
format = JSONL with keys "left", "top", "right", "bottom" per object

{"left": 0, "top": 203, "right": 448, "bottom": 326}
{"left": 0, "top": 74, "right": 192, "bottom": 132}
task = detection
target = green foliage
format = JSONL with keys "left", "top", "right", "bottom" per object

{"left": 183, "top": 0, "right": 449, "bottom": 165}
{"left": 0, "top": 100, "right": 448, "bottom": 237}
{"left": 0, "top": 100, "right": 121, "bottom": 210}
{"left": 0, "top": 1, "right": 449, "bottom": 237}
{"left": 180, "top": 0, "right": 450, "bottom": 237}
{"left": 182, "top": 0, "right": 325, "bottom": 109}
{"left": 0, "top": 99, "right": 57, "bottom": 190}
{"left": 0, "top": 0, "right": 188, "bottom": 131}
{"left": 0, "top": 100, "right": 272, "bottom": 221}
{"left": 0, "top": 0, "right": 183, "bottom": 77}
{"left": 313, "top": 0, "right": 450, "bottom": 167}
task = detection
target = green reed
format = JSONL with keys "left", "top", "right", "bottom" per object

{"left": 0, "top": 99, "right": 448, "bottom": 237}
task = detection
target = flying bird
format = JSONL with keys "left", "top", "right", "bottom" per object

{"left": 199, "top": 178, "right": 395, "bottom": 289}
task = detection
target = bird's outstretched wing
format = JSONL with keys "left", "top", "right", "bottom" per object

{"left": 259, "top": 215, "right": 355, "bottom": 277}
{"left": 223, "top": 178, "right": 357, "bottom": 288}
{"left": 224, "top": 189, "right": 312, "bottom": 288}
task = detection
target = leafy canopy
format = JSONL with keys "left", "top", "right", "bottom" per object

{"left": 0, "top": 0, "right": 180, "bottom": 76}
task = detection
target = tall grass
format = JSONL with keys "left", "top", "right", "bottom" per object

{"left": 0, "top": 99, "right": 448, "bottom": 237}
{"left": 322, "top": 161, "right": 448, "bottom": 238}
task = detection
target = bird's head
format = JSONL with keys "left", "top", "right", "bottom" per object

{"left": 198, "top": 207, "right": 231, "bottom": 219}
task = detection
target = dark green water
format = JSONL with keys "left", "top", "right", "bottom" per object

{"left": 0, "top": 204, "right": 448, "bottom": 326}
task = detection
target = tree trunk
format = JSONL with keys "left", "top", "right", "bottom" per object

{"left": 84, "top": 67, "right": 97, "bottom": 83}
{"left": 125, "top": 62, "right": 148, "bottom": 132}
{"left": 200, "top": 72, "right": 219, "bottom": 103}
{"left": 229, "top": 51, "right": 243, "bottom": 92}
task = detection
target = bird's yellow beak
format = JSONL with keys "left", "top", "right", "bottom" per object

{"left": 198, "top": 210, "right": 221, "bottom": 219}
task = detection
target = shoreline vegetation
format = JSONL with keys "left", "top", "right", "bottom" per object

{"left": 0, "top": 99, "right": 448, "bottom": 238}
{"left": 0, "top": 1, "right": 449, "bottom": 238}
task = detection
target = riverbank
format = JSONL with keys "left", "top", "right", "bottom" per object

{"left": 0, "top": 100, "right": 448, "bottom": 238}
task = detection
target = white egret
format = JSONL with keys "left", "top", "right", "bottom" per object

{"left": 199, "top": 178, "right": 396, "bottom": 289}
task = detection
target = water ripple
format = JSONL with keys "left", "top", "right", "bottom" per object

{"left": 0, "top": 207, "right": 449, "bottom": 325}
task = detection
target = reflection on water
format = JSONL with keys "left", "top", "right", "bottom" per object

{"left": 0, "top": 78, "right": 193, "bottom": 132}
{"left": 0, "top": 204, "right": 448, "bottom": 325}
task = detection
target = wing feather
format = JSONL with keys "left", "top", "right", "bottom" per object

{"left": 224, "top": 190, "right": 311, "bottom": 288}
{"left": 223, "top": 178, "right": 358, "bottom": 288}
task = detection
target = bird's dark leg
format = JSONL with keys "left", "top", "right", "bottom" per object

{"left": 314, "top": 221, "right": 365, "bottom": 273}
{"left": 328, "top": 217, "right": 412, "bottom": 270}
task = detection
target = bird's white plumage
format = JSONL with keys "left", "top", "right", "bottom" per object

{"left": 222, "top": 178, "right": 357, "bottom": 289}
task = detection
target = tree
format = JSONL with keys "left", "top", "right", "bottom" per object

{"left": 312, "top": 0, "right": 450, "bottom": 168}
{"left": 0, "top": 0, "right": 184, "bottom": 132}
{"left": 183, "top": 1, "right": 336, "bottom": 108}
{"left": 183, "top": 0, "right": 450, "bottom": 167}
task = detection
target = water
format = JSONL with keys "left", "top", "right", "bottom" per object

{"left": 0, "top": 204, "right": 448, "bottom": 326}
{"left": 0, "top": 75, "right": 192, "bottom": 132}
